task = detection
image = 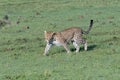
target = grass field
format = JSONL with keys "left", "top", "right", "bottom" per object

{"left": 0, "top": 0, "right": 120, "bottom": 80}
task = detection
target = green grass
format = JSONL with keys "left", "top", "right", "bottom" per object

{"left": 0, "top": 0, "right": 120, "bottom": 80}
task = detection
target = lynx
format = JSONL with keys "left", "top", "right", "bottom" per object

{"left": 44, "top": 20, "right": 93, "bottom": 55}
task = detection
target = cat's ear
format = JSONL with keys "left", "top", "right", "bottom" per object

{"left": 44, "top": 30, "right": 46, "bottom": 34}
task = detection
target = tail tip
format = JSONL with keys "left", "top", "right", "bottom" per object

{"left": 91, "top": 19, "right": 93, "bottom": 22}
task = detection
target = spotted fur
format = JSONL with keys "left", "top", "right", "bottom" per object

{"left": 44, "top": 20, "right": 93, "bottom": 55}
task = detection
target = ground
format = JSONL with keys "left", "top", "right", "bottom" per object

{"left": 0, "top": 0, "right": 120, "bottom": 80}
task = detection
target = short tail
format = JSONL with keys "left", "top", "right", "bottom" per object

{"left": 83, "top": 20, "right": 93, "bottom": 34}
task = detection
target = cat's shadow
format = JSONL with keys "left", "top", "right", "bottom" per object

{"left": 51, "top": 44, "right": 97, "bottom": 55}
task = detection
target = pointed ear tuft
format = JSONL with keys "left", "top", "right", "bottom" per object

{"left": 44, "top": 30, "right": 46, "bottom": 33}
